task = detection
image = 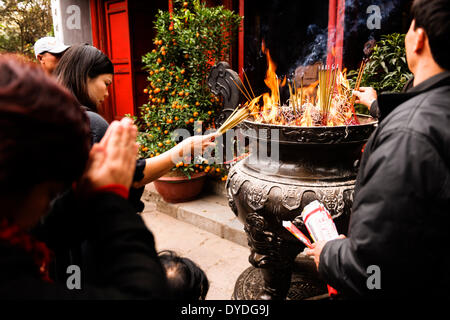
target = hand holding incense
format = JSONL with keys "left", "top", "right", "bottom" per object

{"left": 217, "top": 105, "right": 251, "bottom": 135}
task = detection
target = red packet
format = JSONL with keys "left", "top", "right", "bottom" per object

{"left": 282, "top": 221, "right": 313, "bottom": 249}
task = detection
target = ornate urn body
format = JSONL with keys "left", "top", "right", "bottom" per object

{"left": 226, "top": 116, "right": 377, "bottom": 299}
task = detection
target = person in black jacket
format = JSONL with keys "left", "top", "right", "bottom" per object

{"left": 305, "top": 0, "right": 450, "bottom": 299}
{"left": 0, "top": 55, "right": 169, "bottom": 299}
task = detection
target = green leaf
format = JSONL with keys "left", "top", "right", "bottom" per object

{"left": 380, "top": 61, "right": 388, "bottom": 73}
{"left": 349, "top": 33, "right": 412, "bottom": 94}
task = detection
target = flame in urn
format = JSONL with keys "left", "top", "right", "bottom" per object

{"left": 246, "top": 43, "right": 360, "bottom": 127}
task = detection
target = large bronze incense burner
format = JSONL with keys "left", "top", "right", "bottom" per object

{"left": 227, "top": 116, "right": 377, "bottom": 299}
{"left": 209, "top": 61, "right": 377, "bottom": 299}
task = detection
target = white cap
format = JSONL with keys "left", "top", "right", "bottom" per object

{"left": 34, "top": 37, "right": 70, "bottom": 58}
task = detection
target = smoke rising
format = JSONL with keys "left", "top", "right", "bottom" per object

{"left": 287, "top": 0, "right": 408, "bottom": 75}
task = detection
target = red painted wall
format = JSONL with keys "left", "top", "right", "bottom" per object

{"left": 104, "top": 0, "right": 135, "bottom": 120}
{"left": 90, "top": 0, "right": 135, "bottom": 122}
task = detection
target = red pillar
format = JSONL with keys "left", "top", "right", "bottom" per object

{"left": 238, "top": 0, "right": 244, "bottom": 79}
{"left": 327, "top": 0, "right": 345, "bottom": 67}
{"left": 327, "top": 0, "right": 336, "bottom": 66}
{"left": 336, "top": 0, "right": 345, "bottom": 68}
{"left": 90, "top": 0, "right": 105, "bottom": 51}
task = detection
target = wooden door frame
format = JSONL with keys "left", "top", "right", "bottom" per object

{"left": 90, "top": 0, "right": 136, "bottom": 121}
{"left": 90, "top": 0, "right": 114, "bottom": 121}
{"left": 104, "top": 0, "right": 136, "bottom": 120}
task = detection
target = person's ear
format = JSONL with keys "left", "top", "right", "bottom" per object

{"left": 414, "top": 28, "right": 427, "bottom": 54}
{"left": 37, "top": 54, "right": 44, "bottom": 63}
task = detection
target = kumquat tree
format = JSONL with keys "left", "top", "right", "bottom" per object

{"left": 134, "top": 0, "right": 241, "bottom": 179}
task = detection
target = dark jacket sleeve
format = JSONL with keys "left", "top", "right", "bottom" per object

{"left": 318, "top": 129, "right": 447, "bottom": 297}
{"left": 78, "top": 193, "right": 168, "bottom": 298}
{"left": 129, "top": 159, "right": 146, "bottom": 213}
{"left": 368, "top": 77, "right": 414, "bottom": 120}
{"left": 369, "top": 100, "right": 380, "bottom": 119}
{"left": 85, "top": 111, "right": 147, "bottom": 212}
{"left": 33, "top": 189, "right": 89, "bottom": 250}
{"left": 12, "top": 192, "right": 168, "bottom": 300}
{"left": 86, "top": 110, "right": 109, "bottom": 145}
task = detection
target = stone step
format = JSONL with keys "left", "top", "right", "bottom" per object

{"left": 142, "top": 182, "right": 248, "bottom": 248}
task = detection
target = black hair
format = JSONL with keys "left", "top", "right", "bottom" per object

{"left": 159, "top": 250, "right": 209, "bottom": 300}
{"left": 54, "top": 44, "right": 114, "bottom": 111}
{"left": 411, "top": 0, "right": 450, "bottom": 70}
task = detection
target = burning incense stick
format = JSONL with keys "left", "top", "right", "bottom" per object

{"left": 355, "top": 60, "right": 366, "bottom": 90}
{"left": 318, "top": 65, "right": 327, "bottom": 115}
{"left": 293, "top": 78, "right": 297, "bottom": 99}
{"left": 350, "top": 60, "right": 367, "bottom": 107}
{"left": 231, "top": 78, "right": 252, "bottom": 102}
{"left": 243, "top": 69, "right": 256, "bottom": 99}
{"left": 300, "top": 73, "right": 304, "bottom": 107}
{"left": 327, "top": 66, "right": 338, "bottom": 116}
{"left": 276, "top": 75, "right": 281, "bottom": 107}
{"left": 288, "top": 81, "right": 295, "bottom": 112}
{"left": 240, "top": 75, "right": 254, "bottom": 102}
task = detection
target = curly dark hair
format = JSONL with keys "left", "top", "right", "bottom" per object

{"left": 0, "top": 54, "right": 91, "bottom": 194}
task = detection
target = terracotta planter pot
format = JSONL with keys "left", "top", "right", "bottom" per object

{"left": 154, "top": 172, "right": 207, "bottom": 203}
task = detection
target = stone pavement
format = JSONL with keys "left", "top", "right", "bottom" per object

{"left": 140, "top": 200, "right": 251, "bottom": 300}
{"left": 142, "top": 182, "right": 248, "bottom": 247}
{"left": 139, "top": 182, "right": 328, "bottom": 301}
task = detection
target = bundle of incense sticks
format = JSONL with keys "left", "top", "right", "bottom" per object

{"left": 350, "top": 59, "right": 367, "bottom": 106}
{"left": 217, "top": 105, "right": 251, "bottom": 135}
{"left": 217, "top": 70, "right": 261, "bottom": 136}
{"left": 318, "top": 65, "right": 338, "bottom": 122}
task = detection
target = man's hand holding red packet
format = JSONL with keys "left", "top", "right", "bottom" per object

{"left": 283, "top": 201, "right": 346, "bottom": 298}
